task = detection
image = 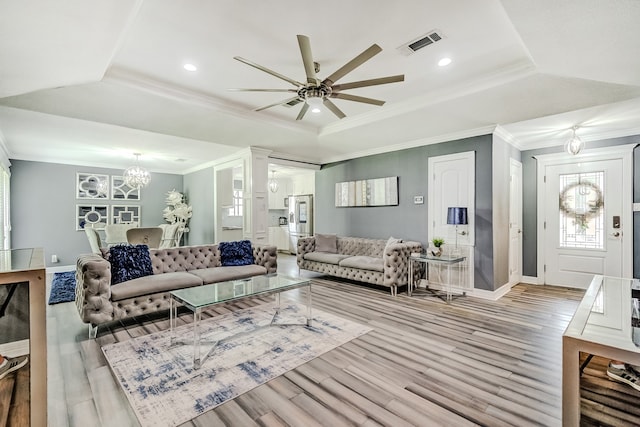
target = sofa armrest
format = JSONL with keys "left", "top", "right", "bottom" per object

{"left": 296, "top": 237, "right": 315, "bottom": 266}
{"left": 75, "top": 254, "right": 114, "bottom": 325}
{"left": 253, "top": 245, "right": 277, "bottom": 274}
{"left": 383, "top": 241, "right": 423, "bottom": 286}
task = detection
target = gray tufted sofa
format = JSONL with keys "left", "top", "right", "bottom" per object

{"left": 296, "top": 236, "right": 422, "bottom": 296}
{"left": 75, "top": 243, "right": 277, "bottom": 336}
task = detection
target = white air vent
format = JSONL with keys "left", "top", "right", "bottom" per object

{"left": 398, "top": 30, "right": 444, "bottom": 56}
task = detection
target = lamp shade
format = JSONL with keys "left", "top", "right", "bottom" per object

{"left": 447, "top": 207, "right": 468, "bottom": 225}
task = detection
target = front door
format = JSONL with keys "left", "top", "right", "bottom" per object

{"left": 543, "top": 159, "right": 623, "bottom": 288}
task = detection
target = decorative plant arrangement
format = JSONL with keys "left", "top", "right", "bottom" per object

{"left": 431, "top": 237, "right": 445, "bottom": 256}
{"left": 163, "top": 190, "right": 193, "bottom": 234}
{"left": 559, "top": 181, "right": 603, "bottom": 231}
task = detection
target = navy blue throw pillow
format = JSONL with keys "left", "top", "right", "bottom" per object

{"left": 109, "top": 244, "right": 153, "bottom": 285}
{"left": 219, "top": 240, "right": 255, "bottom": 266}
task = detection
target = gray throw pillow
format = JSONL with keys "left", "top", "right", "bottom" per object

{"left": 315, "top": 233, "right": 338, "bottom": 253}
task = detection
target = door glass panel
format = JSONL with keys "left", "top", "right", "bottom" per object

{"left": 559, "top": 171, "right": 604, "bottom": 249}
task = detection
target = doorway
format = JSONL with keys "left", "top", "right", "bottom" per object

{"left": 536, "top": 145, "right": 634, "bottom": 288}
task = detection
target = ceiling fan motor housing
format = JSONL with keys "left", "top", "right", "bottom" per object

{"left": 299, "top": 84, "right": 331, "bottom": 101}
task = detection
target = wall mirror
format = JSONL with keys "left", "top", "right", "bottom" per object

{"left": 111, "top": 176, "right": 141, "bottom": 200}
{"left": 335, "top": 176, "right": 398, "bottom": 207}
{"left": 77, "top": 205, "right": 108, "bottom": 230}
{"left": 77, "top": 173, "right": 109, "bottom": 199}
{"left": 111, "top": 205, "right": 141, "bottom": 225}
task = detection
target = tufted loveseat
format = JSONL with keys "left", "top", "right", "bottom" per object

{"left": 75, "top": 243, "right": 277, "bottom": 336}
{"left": 296, "top": 236, "right": 422, "bottom": 296}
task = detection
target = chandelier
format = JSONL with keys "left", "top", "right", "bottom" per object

{"left": 268, "top": 170, "right": 279, "bottom": 193}
{"left": 564, "top": 126, "right": 584, "bottom": 155}
{"left": 123, "top": 153, "right": 151, "bottom": 189}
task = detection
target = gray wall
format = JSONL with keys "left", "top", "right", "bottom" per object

{"left": 520, "top": 135, "right": 640, "bottom": 278}
{"left": 315, "top": 134, "right": 497, "bottom": 291}
{"left": 10, "top": 160, "right": 182, "bottom": 267}
{"left": 183, "top": 166, "right": 215, "bottom": 245}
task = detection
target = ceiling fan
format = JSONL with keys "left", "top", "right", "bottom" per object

{"left": 230, "top": 35, "right": 404, "bottom": 120}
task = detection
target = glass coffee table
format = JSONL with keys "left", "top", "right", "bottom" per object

{"left": 169, "top": 273, "right": 311, "bottom": 369}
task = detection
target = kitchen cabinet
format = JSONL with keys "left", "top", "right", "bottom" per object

{"left": 291, "top": 173, "right": 315, "bottom": 195}
{"left": 268, "top": 226, "right": 290, "bottom": 251}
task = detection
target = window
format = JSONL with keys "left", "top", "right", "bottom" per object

{"left": 559, "top": 171, "right": 604, "bottom": 249}
{"left": 227, "top": 190, "right": 243, "bottom": 217}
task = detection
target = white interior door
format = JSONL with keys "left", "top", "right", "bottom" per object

{"left": 509, "top": 159, "right": 523, "bottom": 285}
{"left": 428, "top": 151, "right": 475, "bottom": 289}
{"left": 543, "top": 159, "right": 622, "bottom": 288}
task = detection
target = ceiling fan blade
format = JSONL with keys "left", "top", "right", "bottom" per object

{"left": 254, "top": 96, "right": 301, "bottom": 112}
{"left": 296, "top": 103, "right": 309, "bottom": 120}
{"left": 234, "top": 56, "right": 303, "bottom": 87}
{"left": 228, "top": 88, "right": 298, "bottom": 92}
{"left": 331, "top": 92, "right": 385, "bottom": 106}
{"left": 297, "top": 35, "right": 318, "bottom": 85}
{"left": 323, "top": 99, "right": 346, "bottom": 119}
{"left": 322, "top": 44, "right": 382, "bottom": 85}
{"left": 332, "top": 74, "right": 404, "bottom": 91}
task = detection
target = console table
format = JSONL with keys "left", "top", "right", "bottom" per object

{"left": 408, "top": 253, "right": 466, "bottom": 302}
{"left": 0, "top": 248, "right": 46, "bottom": 427}
{"left": 563, "top": 275, "right": 640, "bottom": 426}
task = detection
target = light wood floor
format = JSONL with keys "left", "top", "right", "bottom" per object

{"left": 46, "top": 255, "right": 640, "bottom": 426}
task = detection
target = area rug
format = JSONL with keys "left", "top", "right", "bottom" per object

{"left": 102, "top": 303, "right": 371, "bottom": 427}
{"left": 48, "top": 271, "right": 76, "bottom": 304}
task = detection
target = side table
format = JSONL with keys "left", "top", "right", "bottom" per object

{"left": 409, "top": 253, "right": 466, "bottom": 302}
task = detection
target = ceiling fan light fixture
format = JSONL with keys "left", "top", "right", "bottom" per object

{"left": 564, "top": 126, "right": 584, "bottom": 155}
{"left": 306, "top": 96, "right": 323, "bottom": 113}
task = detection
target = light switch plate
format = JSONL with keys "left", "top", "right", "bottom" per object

{"left": 634, "top": 203, "right": 640, "bottom": 212}
{"left": 414, "top": 195, "right": 424, "bottom": 204}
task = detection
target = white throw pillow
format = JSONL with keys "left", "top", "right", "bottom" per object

{"left": 385, "top": 236, "right": 402, "bottom": 253}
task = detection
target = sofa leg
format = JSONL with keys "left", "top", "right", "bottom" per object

{"left": 390, "top": 285, "right": 397, "bottom": 297}
{"left": 88, "top": 324, "right": 98, "bottom": 339}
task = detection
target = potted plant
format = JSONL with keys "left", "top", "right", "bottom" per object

{"left": 431, "top": 237, "right": 445, "bottom": 256}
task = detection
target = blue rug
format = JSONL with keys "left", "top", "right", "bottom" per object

{"left": 102, "top": 303, "right": 372, "bottom": 427}
{"left": 48, "top": 271, "right": 76, "bottom": 304}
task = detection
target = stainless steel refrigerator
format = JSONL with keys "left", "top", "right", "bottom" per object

{"left": 288, "top": 194, "right": 313, "bottom": 254}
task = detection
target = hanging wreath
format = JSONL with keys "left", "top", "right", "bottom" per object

{"left": 558, "top": 181, "right": 604, "bottom": 230}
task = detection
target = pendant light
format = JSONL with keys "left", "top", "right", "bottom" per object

{"left": 268, "top": 170, "right": 279, "bottom": 193}
{"left": 564, "top": 126, "right": 584, "bottom": 155}
{"left": 123, "top": 153, "right": 151, "bottom": 189}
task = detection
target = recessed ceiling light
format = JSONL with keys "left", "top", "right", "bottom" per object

{"left": 438, "top": 57, "right": 452, "bottom": 67}
{"left": 183, "top": 63, "right": 197, "bottom": 72}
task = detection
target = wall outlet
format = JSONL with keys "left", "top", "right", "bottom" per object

{"left": 51, "top": 254, "right": 58, "bottom": 263}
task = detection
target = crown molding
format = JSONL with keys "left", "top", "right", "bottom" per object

{"left": 319, "top": 125, "right": 497, "bottom": 164}
{"left": 493, "top": 125, "right": 523, "bottom": 149}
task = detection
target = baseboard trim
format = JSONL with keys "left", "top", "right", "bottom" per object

{"left": 471, "top": 281, "right": 516, "bottom": 301}
{"left": 46, "top": 265, "right": 75, "bottom": 273}
{"left": 521, "top": 275, "right": 538, "bottom": 284}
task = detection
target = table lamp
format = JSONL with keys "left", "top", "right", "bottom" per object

{"left": 447, "top": 207, "right": 468, "bottom": 254}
